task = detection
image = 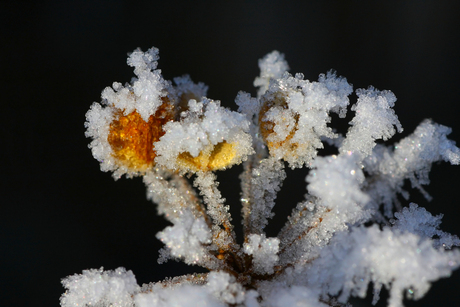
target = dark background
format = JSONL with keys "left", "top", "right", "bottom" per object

{"left": 2, "top": 1, "right": 460, "bottom": 306}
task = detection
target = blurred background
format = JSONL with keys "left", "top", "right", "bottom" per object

{"left": 2, "top": 1, "right": 460, "bottom": 306}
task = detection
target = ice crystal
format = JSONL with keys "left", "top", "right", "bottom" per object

{"left": 65, "top": 46, "right": 460, "bottom": 307}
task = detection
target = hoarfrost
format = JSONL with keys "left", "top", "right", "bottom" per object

{"left": 340, "top": 87, "right": 402, "bottom": 159}
{"left": 254, "top": 50, "right": 289, "bottom": 98}
{"left": 156, "top": 210, "right": 212, "bottom": 265}
{"left": 247, "top": 158, "right": 286, "bottom": 234}
{"left": 84, "top": 102, "right": 117, "bottom": 174}
{"left": 363, "top": 119, "right": 460, "bottom": 216}
{"left": 265, "top": 286, "right": 329, "bottom": 307}
{"left": 126, "top": 47, "right": 168, "bottom": 121}
{"left": 60, "top": 267, "right": 139, "bottom": 307}
{"left": 206, "top": 271, "right": 245, "bottom": 304}
{"left": 134, "top": 284, "right": 225, "bottom": 307}
{"left": 259, "top": 71, "right": 353, "bottom": 168}
{"left": 173, "top": 74, "right": 208, "bottom": 102}
{"left": 392, "top": 203, "right": 460, "bottom": 249}
{"left": 307, "top": 154, "right": 370, "bottom": 224}
{"left": 299, "top": 226, "right": 460, "bottom": 307}
{"left": 244, "top": 234, "right": 280, "bottom": 275}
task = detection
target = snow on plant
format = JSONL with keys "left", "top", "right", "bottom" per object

{"left": 62, "top": 46, "right": 460, "bottom": 307}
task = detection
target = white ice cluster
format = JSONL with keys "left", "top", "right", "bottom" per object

{"left": 299, "top": 226, "right": 460, "bottom": 307}
{"left": 253, "top": 51, "right": 290, "bottom": 98}
{"left": 70, "top": 46, "right": 460, "bottom": 307}
{"left": 122, "top": 47, "right": 168, "bottom": 121}
{"left": 340, "top": 87, "right": 403, "bottom": 159}
{"left": 156, "top": 210, "right": 212, "bottom": 265}
{"left": 244, "top": 234, "right": 280, "bottom": 275}
{"left": 84, "top": 102, "right": 117, "bottom": 173}
{"left": 61, "top": 267, "right": 139, "bottom": 307}
{"left": 363, "top": 119, "right": 460, "bottom": 217}
{"left": 392, "top": 203, "right": 460, "bottom": 249}
{"left": 99, "top": 47, "right": 169, "bottom": 121}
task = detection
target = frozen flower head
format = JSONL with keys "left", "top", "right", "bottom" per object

{"left": 85, "top": 48, "right": 177, "bottom": 178}
{"left": 154, "top": 98, "right": 254, "bottom": 173}
{"left": 258, "top": 71, "right": 352, "bottom": 168}
{"left": 105, "top": 99, "right": 175, "bottom": 174}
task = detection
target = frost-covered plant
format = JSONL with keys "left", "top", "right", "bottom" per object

{"left": 62, "top": 47, "right": 460, "bottom": 307}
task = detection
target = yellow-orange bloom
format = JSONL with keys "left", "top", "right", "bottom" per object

{"left": 176, "top": 141, "right": 237, "bottom": 172}
{"left": 107, "top": 98, "right": 175, "bottom": 173}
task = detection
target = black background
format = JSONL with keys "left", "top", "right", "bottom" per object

{"left": 2, "top": 1, "right": 460, "bottom": 306}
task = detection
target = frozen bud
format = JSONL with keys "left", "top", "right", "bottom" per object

{"left": 259, "top": 71, "right": 352, "bottom": 168}
{"left": 154, "top": 99, "right": 254, "bottom": 173}
{"left": 259, "top": 90, "right": 299, "bottom": 160}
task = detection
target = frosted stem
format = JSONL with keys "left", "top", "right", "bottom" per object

{"left": 143, "top": 170, "right": 210, "bottom": 224}
{"left": 171, "top": 174, "right": 213, "bottom": 229}
{"left": 193, "top": 172, "right": 237, "bottom": 246}
{"left": 240, "top": 155, "right": 257, "bottom": 239}
{"left": 247, "top": 157, "right": 286, "bottom": 235}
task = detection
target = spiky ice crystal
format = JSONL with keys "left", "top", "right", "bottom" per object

{"left": 62, "top": 47, "right": 460, "bottom": 307}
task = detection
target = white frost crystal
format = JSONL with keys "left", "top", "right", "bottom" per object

{"left": 101, "top": 48, "right": 169, "bottom": 122}
{"left": 340, "top": 87, "right": 402, "bottom": 159}
{"left": 266, "top": 286, "right": 330, "bottom": 307}
{"left": 300, "top": 226, "right": 460, "bottom": 307}
{"left": 61, "top": 267, "right": 139, "bottom": 307}
{"left": 244, "top": 234, "right": 280, "bottom": 275}
{"left": 73, "top": 46, "right": 460, "bottom": 307}
{"left": 157, "top": 210, "right": 212, "bottom": 265}
{"left": 125, "top": 47, "right": 169, "bottom": 121}
{"left": 363, "top": 119, "right": 460, "bottom": 217}
{"left": 392, "top": 203, "right": 460, "bottom": 249}
{"left": 134, "top": 283, "right": 225, "bottom": 307}
{"left": 206, "top": 271, "right": 245, "bottom": 304}
{"left": 254, "top": 50, "right": 290, "bottom": 98}
{"left": 85, "top": 102, "right": 117, "bottom": 174}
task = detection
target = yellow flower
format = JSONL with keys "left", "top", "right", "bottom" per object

{"left": 176, "top": 141, "right": 237, "bottom": 172}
